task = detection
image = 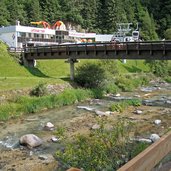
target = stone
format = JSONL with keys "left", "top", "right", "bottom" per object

{"left": 154, "top": 119, "right": 161, "bottom": 125}
{"left": 19, "top": 134, "right": 42, "bottom": 148}
{"left": 134, "top": 110, "right": 143, "bottom": 114}
{"left": 51, "top": 136, "right": 59, "bottom": 142}
{"left": 149, "top": 134, "right": 160, "bottom": 142}
{"left": 44, "top": 122, "right": 54, "bottom": 130}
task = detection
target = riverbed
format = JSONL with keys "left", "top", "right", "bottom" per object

{"left": 1, "top": 80, "right": 171, "bottom": 170}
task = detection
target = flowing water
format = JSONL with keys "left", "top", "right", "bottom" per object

{"left": 1, "top": 80, "right": 171, "bottom": 170}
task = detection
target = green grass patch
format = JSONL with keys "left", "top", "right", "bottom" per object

{"left": 0, "top": 88, "right": 95, "bottom": 121}
{"left": 109, "top": 99, "right": 141, "bottom": 112}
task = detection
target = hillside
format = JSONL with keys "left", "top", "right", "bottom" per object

{"left": 0, "top": 43, "right": 70, "bottom": 90}
{"left": 0, "top": 42, "right": 151, "bottom": 91}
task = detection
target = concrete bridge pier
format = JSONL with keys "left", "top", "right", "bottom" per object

{"left": 22, "top": 54, "right": 36, "bottom": 67}
{"left": 65, "top": 58, "right": 79, "bottom": 80}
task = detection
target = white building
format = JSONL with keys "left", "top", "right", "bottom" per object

{"left": 0, "top": 23, "right": 114, "bottom": 49}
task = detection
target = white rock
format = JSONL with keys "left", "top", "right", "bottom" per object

{"left": 115, "top": 93, "right": 120, "bottom": 97}
{"left": 95, "top": 110, "right": 106, "bottom": 116}
{"left": 77, "top": 106, "right": 94, "bottom": 111}
{"left": 150, "top": 134, "right": 160, "bottom": 142}
{"left": 51, "top": 136, "right": 59, "bottom": 142}
{"left": 105, "top": 111, "right": 111, "bottom": 115}
{"left": 138, "top": 138, "right": 152, "bottom": 143}
{"left": 46, "top": 122, "right": 54, "bottom": 128}
{"left": 154, "top": 119, "right": 161, "bottom": 125}
{"left": 134, "top": 110, "right": 143, "bottom": 114}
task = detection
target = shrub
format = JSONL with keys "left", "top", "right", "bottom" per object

{"left": 56, "top": 120, "right": 148, "bottom": 170}
{"left": 109, "top": 99, "right": 141, "bottom": 112}
{"left": 30, "top": 83, "right": 48, "bottom": 97}
{"left": 74, "top": 62, "right": 106, "bottom": 88}
{"left": 103, "top": 80, "right": 119, "bottom": 94}
{"left": 145, "top": 60, "right": 169, "bottom": 77}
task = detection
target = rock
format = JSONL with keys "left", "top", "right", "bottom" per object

{"left": 51, "top": 136, "right": 59, "bottom": 142}
{"left": 114, "top": 93, "right": 120, "bottom": 97}
{"left": 137, "top": 138, "right": 152, "bottom": 143}
{"left": 77, "top": 106, "right": 94, "bottom": 111}
{"left": 19, "top": 134, "right": 42, "bottom": 148}
{"left": 105, "top": 111, "right": 111, "bottom": 116}
{"left": 44, "top": 122, "right": 54, "bottom": 130}
{"left": 134, "top": 110, "right": 143, "bottom": 115}
{"left": 149, "top": 134, "right": 160, "bottom": 142}
{"left": 95, "top": 110, "right": 108, "bottom": 117}
{"left": 91, "top": 124, "right": 100, "bottom": 130}
{"left": 154, "top": 119, "right": 161, "bottom": 125}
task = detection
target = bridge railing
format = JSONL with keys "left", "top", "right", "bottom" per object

{"left": 24, "top": 41, "right": 171, "bottom": 54}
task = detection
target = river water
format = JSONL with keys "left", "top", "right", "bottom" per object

{"left": 0, "top": 80, "right": 171, "bottom": 170}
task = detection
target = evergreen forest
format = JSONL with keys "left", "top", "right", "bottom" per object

{"left": 0, "top": 0, "right": 171, "bottom": 40}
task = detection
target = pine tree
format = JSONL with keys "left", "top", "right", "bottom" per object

{"left": 6, "top": 0, "right": 27, "bottom": 25}
{"left": 25, "top": 0, "right": 42, "bottom": 24}
{"left": 0, "top": 0, "right": 10, "bottom": 26}
{"left": 40, "top": 0, "right": 61, "bottom": 24}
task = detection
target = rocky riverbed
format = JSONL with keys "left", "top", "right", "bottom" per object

{"left": 1, "top": 80, "right": 171, "bottom": 170}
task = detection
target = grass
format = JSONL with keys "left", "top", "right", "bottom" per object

{"left": 0, "top": 88, "right": 94, "bottom": 121}
{"left": 0, "top": 42, "right": 151, "bottom": 91}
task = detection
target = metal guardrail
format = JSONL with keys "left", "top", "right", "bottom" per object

{"left": 23, "top": 41, "right": 171, "bottom": 60}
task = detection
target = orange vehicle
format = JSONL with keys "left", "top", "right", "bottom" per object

{"left": 30, "top": 21, "right": 51, "bottom": 29}
{"left": 52, "top": 21, "right": 64, "bottom": 30}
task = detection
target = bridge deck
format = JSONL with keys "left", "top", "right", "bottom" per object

{"left": 24, "top": 41, "right": 171, "bottom": 60}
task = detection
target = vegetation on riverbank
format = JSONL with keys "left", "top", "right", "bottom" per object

{"left": 56, "top": 120, "right": 149, "bottom": 170}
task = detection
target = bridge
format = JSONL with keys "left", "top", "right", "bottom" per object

{"left": 23, "top": 41, "right": 171, "bottom": 80}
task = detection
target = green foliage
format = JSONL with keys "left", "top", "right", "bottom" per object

{"left": 75, "top": 62, "right": 106, "bottom": 88}
{"left": 109, "top": 99, "right": 141, "bottom": 112}
{"left": 164, "top": 28, "right": 171, "bottom": 40}
{"left": 114, "top": 74, "right": 150, "bottom": 92}
{"left": 0, "top": 88, "right": 97, "bottom": 121}
{"left": 145, "top": 60, "right": 169, "bottom": 77}
{"left": 89, "top": 88, "right": 104, "bottom": 99}
{"left": 99, "top": 59, "right": 119, "bottom": 76}
{"left": 30, "top": 83, "right": 48, "bottom": 97}
{"left": 165, "top": 76, "right": 171, "bottom": 83}
{"left": 0, "top": 103, "right": 20, "bottom": 120}
{"left": 0, "top": 0, "right": 165, "bottom": 37}
{"left": 56, "top": 120, "right": 148, "bottom": 170}
{"left": 55, "top": 126, "right": 66, "bottom": 139}
{"left": 103, "top": 80, "right": 119, "bottom": 94}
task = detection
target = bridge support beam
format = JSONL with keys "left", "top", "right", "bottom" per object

{"left": 65, "top": 59, "right": 79, "bottom": 81}
{"left": 22, "top": 54, "right": 36, "bottom": 67}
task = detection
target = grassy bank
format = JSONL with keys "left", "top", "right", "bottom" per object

{"left": 0, "top": 41, "right": 152, "bottom": 91}
{"left": 0, "top": 88, "right": 95, "bottom": 120}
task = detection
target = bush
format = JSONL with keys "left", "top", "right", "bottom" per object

{"left": 145, "top": 60, "right": 169, "bottom": 77}
{"left": 75, "top": 62, "right": 106, "bottom": 88}
{"left": 30, "top": 83, "right": 48, "bottom": 97}
{"left": 164, "top": 28, "right": 171, "bottom": 40}
{"left": 109, "top": 99, "right": 141, "bottom": 112}
{"left": 56, "top": 120, "right": 148, "bottom": 170}
{"left": 103, "top": 79, "right": 119, "bottom": 94}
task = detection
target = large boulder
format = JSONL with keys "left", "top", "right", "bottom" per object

{"left": 19, "top": 134, "right": 42, "bottom": 148}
